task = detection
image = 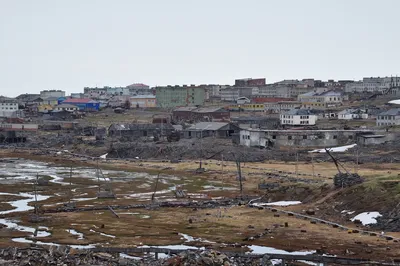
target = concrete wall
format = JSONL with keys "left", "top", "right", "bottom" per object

{"left": 156, "top": 86, "right": 205, "bottom": 108}
{"left": 240, "top": 129, "right": 371, "bottom": 148}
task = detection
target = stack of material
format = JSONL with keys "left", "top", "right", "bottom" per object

{"left": 164, "top": 250, "right": 264, "bottom": 266}
{"left": 333, "top": 173, "right": 364, "bottom": 188}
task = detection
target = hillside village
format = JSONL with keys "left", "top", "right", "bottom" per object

{"left": 2, "top": 76, "right": 400, "bottom": 265}
{"left": 1, "top": 76, "right": 400, "bottom": 150}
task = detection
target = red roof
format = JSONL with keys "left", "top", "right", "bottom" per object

{"left": 253, "top": 97, "right": 295, "bottom": 103}
{"left": 62, "top": 98, "right": 94, "bottom": 104}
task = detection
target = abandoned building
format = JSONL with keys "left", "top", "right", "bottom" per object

{"left": 172, "top": 106, "right": 230, "bottom": 122}
{"left": 0, "top": 123, "right": 38, "bottom": 143}
{"left": 183, "top": 122, "right": 240, "bottom": 139}
{"left": 108, "top": 123, "right": 175, "bottom": 140}
{"left": 231, "top": 116, "right": 280, "bottom": 129}
{"left": 239, "top": 128, "right": 380, "bottom": 148}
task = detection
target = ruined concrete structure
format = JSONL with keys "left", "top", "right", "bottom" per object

{"left": 239, "top": 129, "right": 385, "bottom": 148}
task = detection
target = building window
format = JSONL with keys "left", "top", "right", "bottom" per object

{"left": 288, "top": 136, "right": 292, "bottom": 140}
{"left": 333, "top": 135, "right": 337, "bottom": 139}
{"left": 272, "top": 135, "right": 276, "bottom": 139}
{"left": 349, "top": 135, "right": 353, "bottom": 139}
{"left": 303, "top": 135, "right": 307, "bottom": 139}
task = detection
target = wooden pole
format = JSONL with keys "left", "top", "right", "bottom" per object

{"left": 295, "top": 151, "right": 299, "bottom": 179}
{"left": 152, "top": 173, "right": 160, "bottom": 203}
{"left": 221, "top": 154, "right": 224, "bottom": 172}
{"left": 311, "top": 152, "right": 315, "bottom": 177}
{"left": 34, "top": 173, "right": 38, "bottom": 214}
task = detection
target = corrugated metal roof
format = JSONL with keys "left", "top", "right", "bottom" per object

{"left": 284, "top": 109, "right": 313, "bottom": 115}
{"left": 188, "top": 122, "right": 229, "bottom": 131}
{"left": 193, "top": 107, "right": 226, "bottom": 113}
{"left": 63, "top": 98, "right": 98, "bottom": 104}
{"left": 378, "top": 108, "right": 400, "bottom": 116}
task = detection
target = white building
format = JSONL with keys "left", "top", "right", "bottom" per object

{"left": 337, "top": 109, "right": 368, "bottom": 120}
{"left": 0, "top": 98, "right": 19, "bottom": 117}
{"left": 376, "top": 108, "right": 400, "bottom": 126}
{"left": 298, "top": 89, "right": 344, "bottom": 106}
{"left": 40, "top": 90, "right": 65, "bottom": 98}
{"left": 54, "top": 104, "right": 79, "bottom": 112}
{"left": 264, "top": 101, "right": 302, "bottom": 113}
{"left": 280, "top": 109, "right": 317, "bottom": 126}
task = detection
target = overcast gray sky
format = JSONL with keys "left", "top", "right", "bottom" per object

{"left": 1, "top": 0, "right": 399, "bottom": 97}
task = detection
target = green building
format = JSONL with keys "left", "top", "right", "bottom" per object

{"left": 155, "top": 85, "right": 205, "bottom": 108}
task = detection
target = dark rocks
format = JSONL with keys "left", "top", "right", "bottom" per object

{"left": 334, "top": 173, "right": 364, "bottom": 188}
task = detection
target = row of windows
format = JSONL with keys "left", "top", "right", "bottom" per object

{"left": 243, "top": 134, "right": 353, "bottom": 141}
{"left": 377, "top": 122, "right": 396, "bottom": 126}
{"left": 300, "top": 116, "right": 310, "bottom": 119}
{"left": 0, "top": 107, "right": 17, "bottom": 110}
{"left": 378, "top": 116, "right": 396, "bottom": 120}
{"left": 299, "top": 121, "right": 310, "bottom": 124}
{"left": 0, "top": 103, "right": 17, "bottom": 106}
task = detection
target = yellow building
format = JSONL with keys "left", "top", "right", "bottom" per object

{"left": 130, "top": 95, "right": 156, "bottom": 108}
{"left": 38, "top": 104, "right": 53, "bottom": 112}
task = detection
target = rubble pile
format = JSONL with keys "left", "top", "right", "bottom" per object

{"left": 0, "top": 247, "right": 267, "bottom": 266}
{"left": 375, "top": 202, "right": 400, "bottom": 232}
{"left": 333, "top": 173, "right": 364, "bottom": 188}
{"left": 0, "top": 247, "right": 138, "bottom": 266}
{"left": 161, "top": 250, "right": 264, "bottom": 266}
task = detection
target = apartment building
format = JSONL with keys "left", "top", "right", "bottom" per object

{"left": 376, "top": 109, "right": 400, "bottom": 126}
{"left": 280, "top": 109, "right": 317, "bottom": 126}
{"left": 155, "top": 85, "right": 205, "bottom": 108}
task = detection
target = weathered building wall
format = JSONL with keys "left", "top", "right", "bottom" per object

{"left": 240, "top": 129, "right": 374, "bottom": 148}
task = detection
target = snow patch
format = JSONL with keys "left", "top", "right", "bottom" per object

{"left": 247, "top": 245, "right": 315, "bottom": 255}
{"left": 388, "top": 99, "right": 400, "bottom": 105}
{"left": 351, "top": 212, "right": 382, "bottom": 225}
{"left": 309, "top": 144, "right": 357, "bottom": 153}
{"left": 253, "top": 201, "right": 302, "bottom": 207}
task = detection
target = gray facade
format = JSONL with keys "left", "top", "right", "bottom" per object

{"left": 240, "top": 129, "right": 375, "bottom": 148}
{"left": 183, "top": 122, "right": 240, "bottom": 139}
{"left": 108, "top": 123, "right": 175, "bottom": 141}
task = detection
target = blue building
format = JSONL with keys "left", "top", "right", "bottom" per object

{"left": 60, "top": 98, "right": 100, "bottom": 111}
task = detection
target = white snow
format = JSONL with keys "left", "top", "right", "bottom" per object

{"left": 247, "top": 245, "right": 315, "bottom": 255}
{"left": 351, "top": 212, "right": 382, "bottom": 225}
{"left": 252, "top": 201, "right": 302, "bottom": 207}
{"left": 309, "top": 144, "right": 357, "bottom": 153}
{"left": 66, "top": 229, "right": 84, "bottom": 240}
{"left": 388, "top": 99, "right": 400, "bottom": 105}
{"left": 99, "top": 153, "right": 108, "bottom": 159}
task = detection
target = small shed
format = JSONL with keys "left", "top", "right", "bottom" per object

{"left": 357, "top": 134, "right": 386, "bottom": 145}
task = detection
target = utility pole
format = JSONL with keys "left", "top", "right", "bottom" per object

{"left": 295, "top": 150, "right": 299, "bottom": 179}
{"left": 199, "top": 128, "right": 203, "bottom": 169}
{"left": 311, "top": 152, "right": 315, "bottom": 177}
{"left": 354, "top": 147, "right": 359, "bottom": 174}
{"left": 34, "top": 173, "right": 38, "bottom": 215}
{"left": 221, "top": 154, "right": 224, "bottom": 172}
{"left": 69, "top": 166, "right": 72, "bottom": 205}
{"left": 152, "top": 173, "right": 160, "bottom": 203}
